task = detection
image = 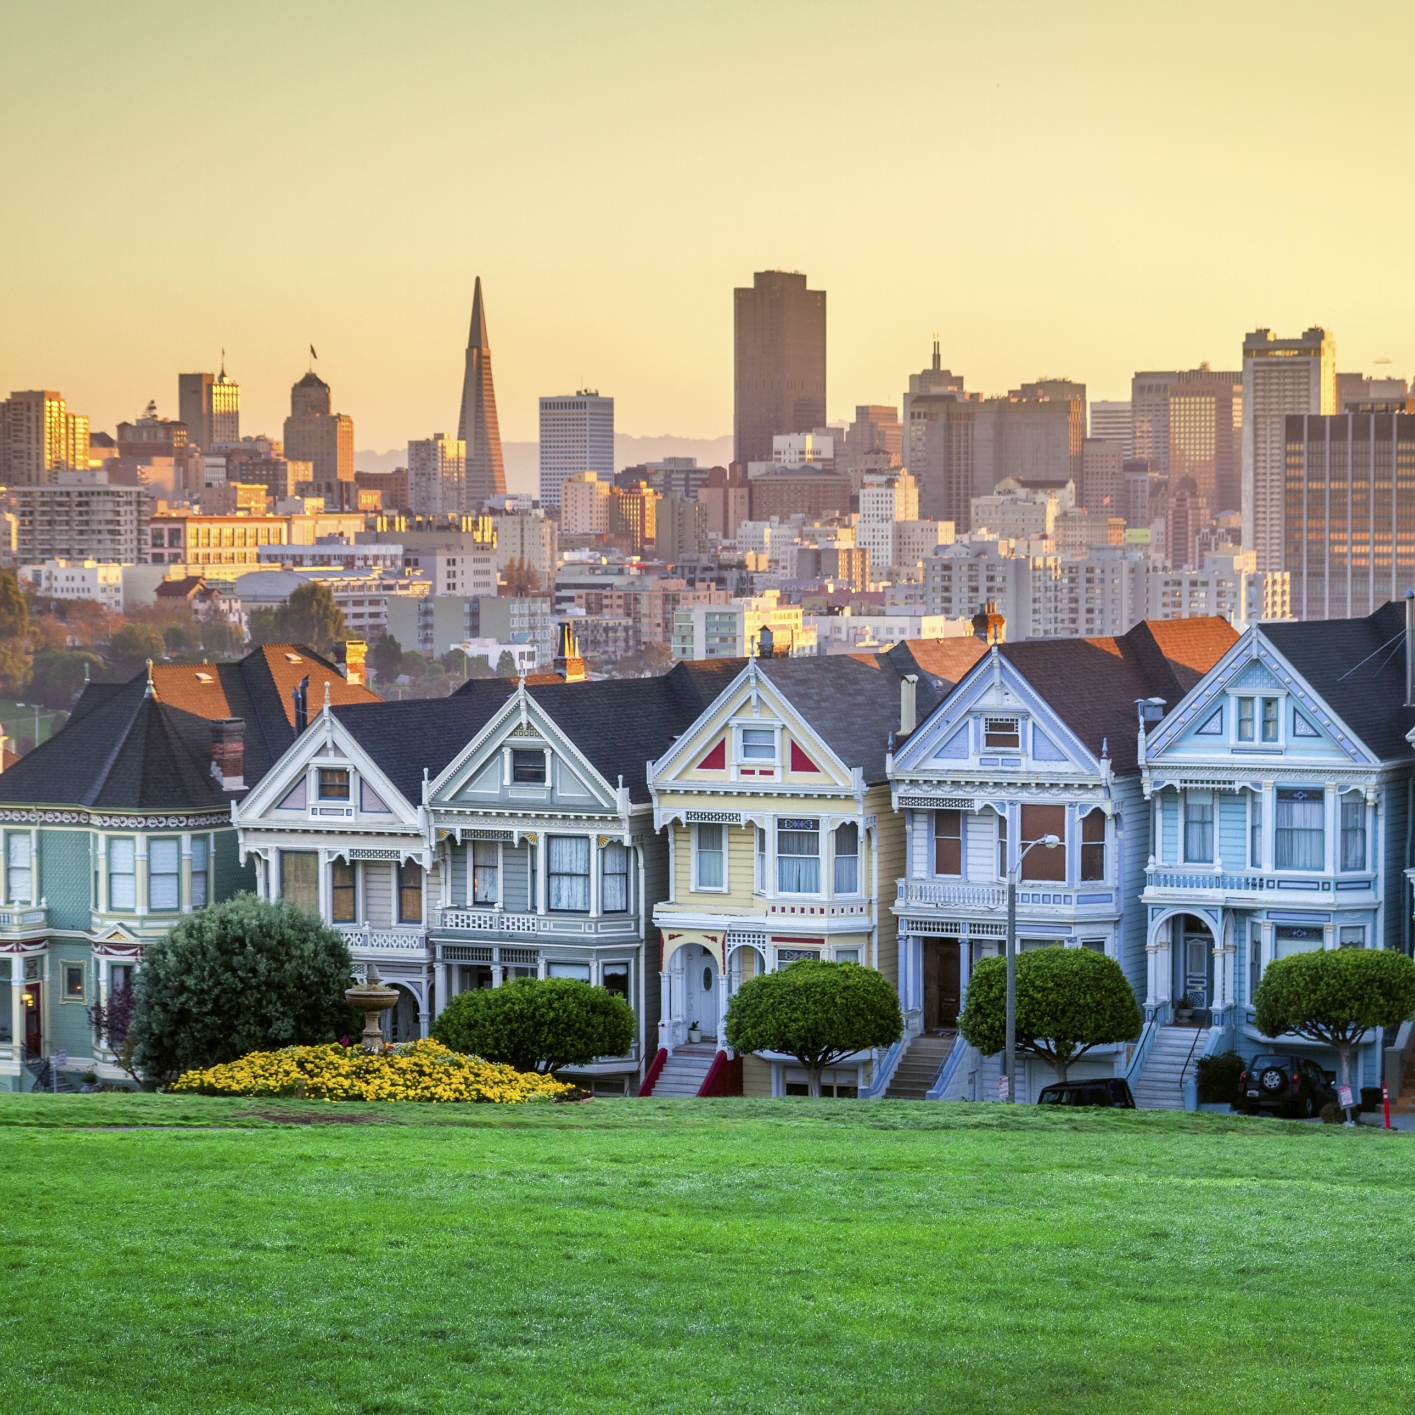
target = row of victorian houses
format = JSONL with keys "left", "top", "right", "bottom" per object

{"left": 2, "top": 600, "right": 1413, "bottom": 1105}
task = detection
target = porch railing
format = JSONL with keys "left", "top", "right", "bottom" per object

{"left": 896, "top": 879, "right": 1005, "bottom": 911}
{"left": 437, "top": 908, "right": 541, "bottom": 934}
{"left": 338, "top": 926, "right": 428, "bottom": 954}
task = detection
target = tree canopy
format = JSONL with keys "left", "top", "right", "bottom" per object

{"left": 501, "top": 557, "right": 541, "bottom": 596}
{"left": 1255, "top": 946, "right": 1415, "bottom": 1113}
{"left": 129, "top": 894, "right": 357, "bottom": 1080}
{"left": 958, "top": 946, "right": 1142, "bottom": 1083}
{"left": 108, "top": 623, "right": 166, "bottom": 679}
{"left": 495, "top": 650, "right": 519, "bottom": 678}
{"left": 432, "top": 977, "right": 635, "bottom": 1075}
{"left": 28, "top": 650, "right": 103, "bottom": 709}
{"left": 251, "top": 581, "right": 346, "bottom": 655}
{"left": 723, "top": 959, "right": 903, "bottom": 1097}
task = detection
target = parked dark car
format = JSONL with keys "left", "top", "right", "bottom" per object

{"left": 1036, "top": 1077, "right": 1136, "bottom": 1108}
{"left": 1238, "top": 1054, "right": 1337, "bottom": 1119}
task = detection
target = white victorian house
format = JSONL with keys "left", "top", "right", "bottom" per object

{"left": 886, "top": 619, "right": 1237, "bottom": 1105}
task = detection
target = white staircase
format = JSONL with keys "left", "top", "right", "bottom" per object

{"left": 1131, "top": 1026, "right": 1210, "bottom": 1111}
{"left": 650, "top": 1044, "right": 717, "bottom": 1097}
{"left": 885, "top": 1032, "right": 955, "bottom": 1099}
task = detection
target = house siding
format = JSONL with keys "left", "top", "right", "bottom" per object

{"left": 39, "top": 829, "right": 91, "bottom": 930}
{"left": 502, "top": 845, "right": 530, "bottom": 913}
{"left": 364, "top": 862, "right": 394, "bottom": 927}
{"left": 868, "top": 782, "right": 902, "bottom": 989}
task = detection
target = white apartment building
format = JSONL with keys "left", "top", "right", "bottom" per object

{"left": 1088, "top": 400, "right": 1132, "bottom": 455}
{"left": 1242, "top": 327, "right": 1335, "bottom": 573}
{"left": 407, "top": 434, "right": 466, "bottom": 517}
{"left": 539, "top": 391, "right": 614, "bottom": 509}
{"left": 19, "top": 559, "right": 124, "bottom": 611}
{"left": 970, "top": 477, "right": 1066, "bottom": 540}
{"left": 400, "top": 547, "right": 497, "bottom": 598}
{"left": 15, "top": 470, "right": 146, "bottom": 564}
{"left": 259, "top": 541, "right": 404, "bottom": 571}
{"left": 806, "top": 609, "right": 971, "bottom": 653}
{"left": 560, "top": 473, "right": 611, "bottom": 535}
{"left": 669, "top": 594, "right": 817, "bottom": 660}
{"left": 234, "top": 567, "right": 430, "bottom": 641}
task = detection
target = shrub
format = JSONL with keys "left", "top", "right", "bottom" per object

{"left": 1255, "top": 946, "right": 1415, "bottom": 1118}
{"left": 958, "top": 946, "right": 1142, "bottom": 1084}
{"left": 723, "top": 960, "right": 903, "bottom": 1097}
{"left": 433, "top": 977, "right": 635, "bottom": 1075}
{"left": 172, "top": 1039, "right": 573, "bottom": 1103}
{"left": 129, "top": 894, "right": 357, "bottom": 1081}
{"left": 1196, "top": 1049, "right": 1245, "bottom": 1105}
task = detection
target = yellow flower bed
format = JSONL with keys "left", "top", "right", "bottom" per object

{"left": 172, "top": 1039, "right": 574, "bottom": 1104}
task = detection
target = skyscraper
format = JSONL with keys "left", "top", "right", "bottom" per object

{"left": 1242, "top": 327, "right": 1335, "bottom": 572}
{"left": 1168, "top": 366, "right": 1241, "bottom": 516}
{"left": 539, "top": 392, "right": 614, "bottom": 509}
{"left": 178, "top": 367, "right": 240, "bottom": 449}
{"left": 0, "top": 391, "right": 88, "bottom": 485}
{"left": 902, "top": 341, "right": 967, "bottom": 476}
{"left": 733, "top": 270, "right": 826, "bottom": 465}
{"left": 1089, "top": 400, "right": 1132, "bottom": 455}
{"left": 458, "top": 276, "right": 507, "bottom": 506}
{"left": 408, "top": 433, "right": 466, "bottom": 516}
{"left": 283, "top": 371, "right": 354, "bottom": 504}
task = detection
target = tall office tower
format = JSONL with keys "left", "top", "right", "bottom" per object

{"left": 178, "top": 367, "right": 240, "bottom": 449}
{"left": 458, "top": 276, "right": 507, "bottom": 505}
{"left": 1284, "top": 405, "right": 1415, "bottom": 619}
{"left": 1166, "top": 476, "right": 1207, "bottom": 571}
{"left": 733, "top": 270, "right": 826, "bottom": 465}
{"left": 407, "top": 433, "right": 467, "bottom": 515}
{"left": 539, "top": 391, "right": 614, "bottom": 510}
{"left": 1080, "top": 437, "right": 1124, "bottom": 514}
{"left": 0, "top": 391, "right": 88, "bottom": 485}
{"left": 910, "top": 392, "right": 976, "bottom": 529}
{"left": 283, "top": 371, "right": 355, "bottom": 503}
{"left": 1168, "top": 366, "right": 1242, "bottom": 515}
{"left": 1131, "top": 372, "right": 1178, "bottom": 478}
{"left": 1243, "top": 327, "right": 1335, "bottom": 572}
{"left": 1089, "top": 400, "right": 1132, "bottom": 455}
{"left": 1013, "top": 379, "right": 1086, "bottom": 486}
{"left": 903, "top": 340, "right": 966, "bottom": 473}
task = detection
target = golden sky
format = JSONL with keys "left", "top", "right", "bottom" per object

{"left": 3, "top": 0, "right": 1413, "bottom": 451}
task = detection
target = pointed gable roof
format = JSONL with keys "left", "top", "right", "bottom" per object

{"left": 0, "top": 644, "right": 378, "bottom": 811}
{"left": 996, "top": 617, "right": 1238, "bottom": 773}
{"left": 1261, "top": 600, "right": 1415, "bottom": 762}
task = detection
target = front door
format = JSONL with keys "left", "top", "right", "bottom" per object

{"left": 1182, "top": 933, "right": 1210, "bottom": 1011}
{"left": 21, "top": 983, "right": 41, "bottom": 1059}
{"left": 685, "top": 945, "right": 718, "bottom": 1040}
{"left": 922, "top": 940, "right": 961, "bottom": 1030}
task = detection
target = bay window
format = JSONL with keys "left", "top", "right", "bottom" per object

{"left": 777, "top": 818, "right": 820, "bottom": 894}
{"left": 548, "top": 836, "right": 590, "bottom": 912}
{"left": 398, "top": 861, "right": 424, "bottom": 923}
{"left": 1183, "top": 792, "right": 1214, "bottom": 864}
{"left": 281, "top": 850, "right": 319, "bottom": 915}
{"left": 7, "top": 834, "right": 31, "bottom": 903}
{"left": 1275, "top": 788, "right": 1323, "bottom": 870}
{"left": 1080, "top": 809, "right": 1105, "bottom": 880}
{"left": 1340, "top": 793, "right": 1366, "bottom": 872}
{"left": 1019, "top": 805, "right": 1065, "bottom": 882}
{"left": 756, "top": 826, "right": 767, "bottom": 892}
{"left": 148, "top": 839, "right": 181, "bottom": 911}
{"left": 331, "top": 860, "right": 356, "bottom": 922}
{"left": 933, "top": 809, "right": 962, "bottom": 876}
{"left": 997, "top": 812, "right": 1008, "bottom": 878}
{"left": 109, "top": 838, "right": 137, "bottom": 910}
{"left": 472, "top": 841, "right": 500, "bottom": 904}
{"left": 601, "top": 841, "right": 629, "bottom": 912}
{"left": 694, "top": 824, "right": 724, "bottom": 890}
{"left": 834, "top": 823, "right": 859, "bottom": 894}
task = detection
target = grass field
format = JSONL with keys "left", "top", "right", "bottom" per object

{"left": 1, "top": 1094, "right": 1411, "bottom": 1413}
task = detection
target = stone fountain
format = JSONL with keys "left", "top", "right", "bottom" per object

{"left": 345, "top": 963, "right": 400, "bottom": 1053}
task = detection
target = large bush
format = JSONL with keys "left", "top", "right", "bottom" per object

{"left": 958, "top": 946, "right": 1142, "bottom": 1084}
{"left": 1255, "top": 946, "right": 1415, "bottom": 1116}
{"left": 1196, "top": 1050, "right": 1246, "bottom": 1105}
{"left": 723, "top": 959, "right": 903, "bottom": 1097}
{"left": 130, "top": 894, "right": 357, "bottom": 1081}
{"left": 432, "top": 977, "right": 635, "bottom": 1075}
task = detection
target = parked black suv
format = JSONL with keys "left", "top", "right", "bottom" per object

{"left": 1037, "top": 1078, "right": 1136, "bottom": 1108}
{"left": 1239, "top": 1054, "right": 1338, "bottom": 1119}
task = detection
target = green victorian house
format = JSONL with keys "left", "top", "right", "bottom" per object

{"left": 0, "top": 643, "right": 376, "bottom": 1089}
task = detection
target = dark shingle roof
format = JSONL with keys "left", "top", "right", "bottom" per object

{"left": 996, "top": 618, "right": 1239, "bottom": 773}
{"left": 1262, "top": 601, "right": 1415, "bottom": 762}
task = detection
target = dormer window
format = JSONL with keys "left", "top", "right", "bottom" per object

{"left": 741, "top": 727, "right": 775, "bottom": 761}
{"left": 1236, "top": 696, "right": 1280, "bottom": 743}
{"left": 318, "top": 768, "right": 350, "bottom": 800}
{"left": 984, "top": 717, "right": 1020, "bottom": 749}
{"left": 512, "top": 749, "right": 547, "bottom": 784}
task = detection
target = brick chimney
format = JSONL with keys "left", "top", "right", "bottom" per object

{"left": 335, "top": 639, "right": 367, "bottom": 687}
{"left": 971, "top": 599, "right": 1005, "bottom": 644}
{"left": 210, "top": 718, "right": 245, "bottom": 790}
{"left": 554, "top": 621, "right": 586, "bottom": 682}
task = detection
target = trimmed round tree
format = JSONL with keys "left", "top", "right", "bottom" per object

{"left": 1254, "top": 946, "right": 1415, "bottom": 1118}
{"left": 958, "top": 946, "right": 1142, "bottom": 1085}
{"left": 722, "top": 959, "right": 903, "bottom": 1098}
{"left": 129, "top": 894, "right": 357, "bottom": 1082}
{"left": 432, "top": 977, "right": 635, "bottom": 1075}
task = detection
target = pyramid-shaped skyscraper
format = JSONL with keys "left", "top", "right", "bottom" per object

{"left": 457, "top": 276, "right": 507, "bottom": 504}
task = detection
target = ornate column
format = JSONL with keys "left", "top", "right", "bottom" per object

{"left": 134, "top": 835, "right": 148, "bottom": 917}
{"left": 658, "top": 969, "right": 671, "bottom": 1049}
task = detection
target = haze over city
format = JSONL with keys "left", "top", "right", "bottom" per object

{"left": 5, "top": 1, "right": 1415, "bottom": 454}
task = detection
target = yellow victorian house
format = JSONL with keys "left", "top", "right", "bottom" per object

{"left": 646, "top": 641, "right": 985, "bottom": 1097}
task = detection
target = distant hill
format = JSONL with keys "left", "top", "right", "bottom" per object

{"left": 357, "top": 434, "right": 732, "bottom": 496}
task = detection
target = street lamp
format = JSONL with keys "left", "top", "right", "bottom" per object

{"left": 1003, "top": 832, "right": 1062, "bottom": 1103}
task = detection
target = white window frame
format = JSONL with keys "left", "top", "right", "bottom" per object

{"left": 692, "top": 822, "right": 727, "bottom": 893}
{"left": 471, "top": 840, "right": 501, "bottom": 906}
{"left": 148, "top": 837, "right": 182, "bottom": 913}
{"left": 833, "top": 821, "right": 861, "bottom": 897}
{"left": 776, "top": 817, "right": 821, "bottom": 896}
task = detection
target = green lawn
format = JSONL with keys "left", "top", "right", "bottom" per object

{"left": 1, "top": 1095, "right": 1410, "bottom": 1413}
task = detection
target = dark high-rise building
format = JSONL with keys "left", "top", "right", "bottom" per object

{"left": 458, "top": 276, "right": 507, "bottom": 506}
{"left": 1284, "top": 407, "right": 1415, "bottom": 619}
{"left": 283, "top": 371, "right": 353, "bottom": 503}
{"left": 733, "top": 270, "right": 826, "bottom": 464}
{"left": 178, "top": 367, "right": 240, "bottom": 449}
{"left": 909, "top": 392, "right": 976, "bottom": 529}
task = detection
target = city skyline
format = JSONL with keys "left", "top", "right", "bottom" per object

{"left": 4, "top": 3, "right": 1415, "bottom": 450}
